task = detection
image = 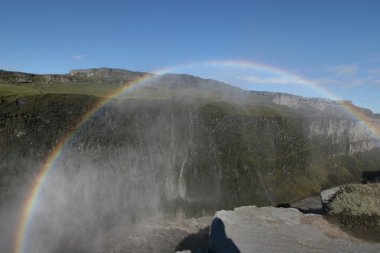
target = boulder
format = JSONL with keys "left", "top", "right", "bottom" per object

{"left": 326, "top": 184, "right": 380, "bottom": 229}
{"left": 320, "top": 186, "right": 340, "bottom": 209}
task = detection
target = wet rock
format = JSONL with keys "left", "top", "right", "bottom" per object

{"left": 289, "top": 196, "right": 324, "bottom": 214}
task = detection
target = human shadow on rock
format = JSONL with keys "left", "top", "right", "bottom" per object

{"left": 208, "top": 217, "right": 241, "bottom": 253}
{"left": 174, "top": 226, "right": 209, "bottom": 253}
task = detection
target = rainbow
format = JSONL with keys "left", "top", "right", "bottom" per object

{"left": 13, "top": 60, "right": 380, "bottom": 253}
{"left": 12, "top": 73, "right": 154, "bottom": 253}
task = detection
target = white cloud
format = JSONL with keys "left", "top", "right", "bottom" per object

{"left": 72, "top": 55, "right": 86, "bottom": 61}
{"left": 239, "top": 75, "right": 306, "bottom": 85}
{"left": 325, "top": 64, "right": 358, "bottom": 75}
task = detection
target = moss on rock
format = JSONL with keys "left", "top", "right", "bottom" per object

{"left": 327, "top": 184, "right": 380, "bottom": 228}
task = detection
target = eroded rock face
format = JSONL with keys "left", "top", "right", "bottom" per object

{"left": 271, "top": 93, "right": 380, "bottom": 119}
{"left": 307, "top": 119, "right": 380, "bottom": 155}
{"left": 0, "top": 70, "right": 76, "bottom": 84}
{"left": 272, "top": 93, "right": 339, "bottom": 110}
{"left": 209, "top": 206, "right": 380, "bottom": 253}
{"left": 69, "top": 68, "right": 149, "bottom": 79}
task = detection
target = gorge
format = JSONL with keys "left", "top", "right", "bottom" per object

{"left": 0, "top": 68, "right": 379, "bottom": 252}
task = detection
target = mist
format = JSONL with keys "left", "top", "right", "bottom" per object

{"left": 9, "top": 77, "right": 224, "bottom": 252}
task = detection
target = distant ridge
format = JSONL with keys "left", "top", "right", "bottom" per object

{"left": 69, "top": 67, "right": 150, "bottom": 79}
{"left": 0, "top": 68, "right": 379, "bottom": 118}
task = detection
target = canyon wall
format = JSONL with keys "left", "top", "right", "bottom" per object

{"left": 1, "top": 93, "right": 379, "bottom": 211}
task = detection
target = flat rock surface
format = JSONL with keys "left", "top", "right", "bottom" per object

{"left": 210, "top": 206, "right": 380, "bottom": 253}
{"left": 290, "top": 195, "right": 324, "bottom": 214}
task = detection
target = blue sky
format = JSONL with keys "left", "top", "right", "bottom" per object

{"left": 1, "top": 0, "right": 380, "bottom": 112}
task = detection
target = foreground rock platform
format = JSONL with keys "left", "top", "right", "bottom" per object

{"left": 209, "top": 206, "right": 380, "bottom": 253}
{"left": 93, "top": 215, "right": 212, "bottom": 253}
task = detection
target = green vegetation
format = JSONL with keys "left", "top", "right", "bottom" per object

{"left": 326, "top": 184, "right": 380, "bottom": 242}
{"left": 328, "top": 184, "right": 380, "bottom": 217}
{"left": 0, "top": 80, "right": 118, "bottom": 102}
{"left": 0, "top": 82, "right": 41, "bottom": 95}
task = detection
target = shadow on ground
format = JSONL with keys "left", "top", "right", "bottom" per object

{"left": 208, "top": 218, "right": 240, "bottom": 253}
{"left": 276, "top": 203, "right": 325, "bottom": 215}
{"left": 175, "top": 217, "right": 241, "bottom": 253}
{"left": 174, "top": 226, "right": 209, "bottom": 253}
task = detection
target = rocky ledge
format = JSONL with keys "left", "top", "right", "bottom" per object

{"left": 176, "top": 183, "right": 380, "bottom": 253}
{"left": 69, "top": 68, "right": 149, "bottom": 79}
{"left": 206, "top": 205, "right": 379, "bottom": 253}
{"left": 91, "top": 184, "right": 379, "bottom": 253}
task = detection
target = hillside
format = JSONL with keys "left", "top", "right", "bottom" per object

{"left": 0, "top": 68, "right": 380, "bottom": 252}
{"left": 1, "top": 68, "right": 380, "bottom": 204}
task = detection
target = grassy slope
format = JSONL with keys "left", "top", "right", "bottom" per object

{"left": 0, "top": 80, "right": 116, "bottom": 101}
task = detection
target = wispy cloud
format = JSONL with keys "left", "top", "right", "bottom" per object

{"left": 367, "top": 68, "right": 380, "bottom": 75}
{"left": 343, "top": 78, "right": 366, "bottom": 87}
{"left": 239, "top": 75, "right": 306, "bottom": 85}
{"left": 325, "top": 64, "right": 358, "bottom": 75}
{"left": 0, "top": 65, "right": 16, "bottom": 71}
{"left": 361, "top": 53, "right": 380, "bottom": 63}
{"left": 316, "top": 77, "right": 370, "bottom": 88}
{"left": 72, "top": 54, "right": 86, "bottom": 61}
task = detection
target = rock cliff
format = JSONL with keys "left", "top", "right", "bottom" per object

{"left": 69, "top": 67, "right": 149, "bottom": 79}
{"left": 1, "top": 70, "right": 380, "bottom": 208}
{"left": 0, "top": 69, "right": 76, "bottom": 84}
{"left": 271, "top": 92, "right": 380, "bottom": 119}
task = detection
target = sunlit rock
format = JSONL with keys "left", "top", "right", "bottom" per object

{"left": 208, "top": 206, "right": 380, "bottom": 253}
